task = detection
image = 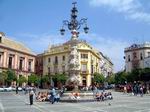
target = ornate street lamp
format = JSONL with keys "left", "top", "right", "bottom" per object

{"left": 60, "top": 2, "right": 89, "bottom": 89}
{"left": 60, "top": 2, "right": 89, "bottom": 36}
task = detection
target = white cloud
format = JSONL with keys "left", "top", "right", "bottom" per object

{"left": 89, "top": 0, "right": 150, "bottom": 23}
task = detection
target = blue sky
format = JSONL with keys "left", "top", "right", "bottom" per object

{"left": 0, "top": 0, "right": 150, "bottom": 72}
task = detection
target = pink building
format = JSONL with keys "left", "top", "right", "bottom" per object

{"left": 0, "top": 32, "right": 36, "bottom": 83}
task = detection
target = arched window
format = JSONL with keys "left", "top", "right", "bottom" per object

{"left": 55, "top": 56, "right": 58, "bottom": 64}
{"left": 133, "top": 52, "right": 137, "bottom": 59}
{"left": 128, "top": 55, "right": 130, "bottom": 62}
{"left": 140, "top": 53, "right": 143, "bottom": 60}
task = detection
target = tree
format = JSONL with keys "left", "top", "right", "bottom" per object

{"left": 106, "top": 74, "right": 115, "bottom": 84}
{"left": 28, "top": 74, "right": 39, "bottom": 85}
{"left": 41, "top": 75, "right": 50, "bottom": 84}
{"left": 0, "top": 71, "right": 8, "bottom": 86}
{"left": 140, "top": 68, "right": 150, "bottom": 81}
{"left": 93, "top": 72, "right": 105, "bottom": 84}
{"left": 6, "top": 70, "right": 17, "bottom": 86}
{"left": 52, "top": 73, "right": 68, "bottom": 84}
{"left": 18, "top": 75, "right": 27, "bottom": 86}
{"left": 115, "top": 71, "right": 128, "bottom": 84}
{"left": 52, "top": 73, "right": 68, "bottom": 88}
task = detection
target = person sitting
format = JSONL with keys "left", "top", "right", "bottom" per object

{"left": 36, "top": 92, "right": 41, "bottom": 101}
{"left": 95, "top": 93, "right": 100, "bottom": 101}
{"left": 55, "top": 92, "right": 60, "bottom": 102}
{"left": 75, "top": 92, "right": 80, "bottom": 99}
{"left": 69, "top": 92, "right": 76, "bottom": 100}
{"left": 99, "top": 92, "right": 104, "bottom": 101}
{"left": 107, "top": 92, "right": 113, "bottom": 100}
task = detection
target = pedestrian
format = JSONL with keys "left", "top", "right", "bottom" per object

{"left": 29, "top": 89, "right": 34, "bottom": 105}
{"left": 16, "top": 86, "right": 18, "bottom": 94}
{"left": 51, "top": 87, "right": 56, "bottom": 104}
{"left": 123, "top": 86, "right": 127, "bottom": 94}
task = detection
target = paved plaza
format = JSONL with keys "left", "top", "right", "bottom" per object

{"left": 0, "top": 91, "right": 150, "bottom": 112}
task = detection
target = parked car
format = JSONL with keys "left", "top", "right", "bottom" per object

{"left": 12, "top": 87, "right": 23, "bottom": 91}
{"left": 18, "top": 87, "right": 22, "bottom": 91}
{"left": 4, "top": 87, "right": 12, "bottom": 92}
{"left": 0, "top": 87, "right": 4, "bottom": 92}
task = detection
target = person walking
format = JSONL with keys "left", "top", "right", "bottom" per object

{"left": 51, "top": 87, "right": 56, "bottom": 104}
{"left": 29, "top": 89, "right": 34, "bottom": 105}
{"left": 16, "top": 86, "right": 18, "bottom": 94}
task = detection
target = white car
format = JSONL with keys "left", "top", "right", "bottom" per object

{"left": 12, "top": 87, "right": 16, "bottom": 91}
{"left": 12, "top": 87, "right": 22, "bottom": 91}
{"left": 4, "top": 87, "right": 12, "bottom": 92}
{"left": 18, "top": 87, "right": 22, "bottom": 91}
{"left": 0, "top": 87, "right": 4, "bottom": 92}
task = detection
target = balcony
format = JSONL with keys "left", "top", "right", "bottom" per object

{"left": 81, "top": 70, "right": 89, "bottom": 74}
{"left": 53, "top": 61, "right": 58, "bottom": 65}
{"left": 81, "top": 58, "right": 88, "bottom": 63}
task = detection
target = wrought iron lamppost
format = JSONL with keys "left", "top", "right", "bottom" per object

{"left": 60, "top": 2, "right": 89, "bottom": 89}
{"left": 60, "top": 2, "right": 89, "bottom": 36}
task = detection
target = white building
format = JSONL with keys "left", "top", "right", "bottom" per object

{"left": 124, "top": 42, "right": 150, "bottom": 72}
{"left": 99, "top": 52, "right": 113, "bottom": 77}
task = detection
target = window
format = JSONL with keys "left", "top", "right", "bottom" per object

{"left": 128, "top": 55, "right": 130, "bottom": 62}
{"left": 140, "top": 53, "right": 143, "bottom": 60}
{"left": 81, "top": 54, "right": 88, "bottom": 59}
{"left": 55, "top": 56, "right": 58, "bottom": 64}
{"left": 82, "top": 76, "right": 86, "bottom": 86}
{"left": 62, "top": 65, "right": 65, "bottom": 73}
{"left": 0, "top": 37, "right": 1, "bottom": 43}
{"left": 8, "top": 57, "right": 12, "bottom": 68}
{"left": 148, "top": 52, "right": 150, "bottom": 57}
{"left": 0, "top": 54, "right": 2, "bottom": 64}
{"left": 91, "top": 65, "right": 94, "bottom": 74}
{"left": 54, "top": 66, "right": 58, "bottom": 74}
{"left": 19, "top": 59, "right": 23, "bottom": 70}
{"left": 81, "top": 64, "right": 87, "bottom": 72}
{"left": 48, "top": 67, "right": 51, "bottom": 75}
{"left": 28, "top": 61, "right": 32, "bottom": 72}
{"left": 133, "top": 52, "right": 137, "bottom": 59}
{"left": 62, "top": 56, "right": 65, "bottom": 61}
{"left": 48, "top": 58, "right": 51, "bottom": 63}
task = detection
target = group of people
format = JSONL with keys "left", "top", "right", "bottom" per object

{"left": 123, "top": 82, "right": 150, "bottom": 97}
{"left": 95, "top": 92, "right": 113, "bottom": 101}
{"left": 69, "top": 92, "right": 80, "bottom": 100}
{"left": 36, "top": 88, "right": 61, "bottom": 104}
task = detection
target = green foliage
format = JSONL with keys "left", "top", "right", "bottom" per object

{"left": 18, "top": 75, "right": 27, "bottom": 85}
{"left": 6, "top": 70, "right": 17, "bottom": 83}
{"left": 0, "top": 71, "right": 8, "bottom": 85}
{"left": 28, "top": 74, "right": 39, "bottom": 84}
{"left": 41, "top": 75, "right": 50, "bottom": 83}
{"left": 128, "top": 68, "right": 150, "bottom": 81}
{"left": 115, "top": 71, "right": 128, "bottom": 84}
{"left": 115, "top": 68, "right": 150, "bottom": 84}
{"left": 106, "top": 74, "right": 115, "bottom": 84}
{"left": 52, "top": 73, "right": 67, "bottom": 84}
{"left": 93, "top": 72, "right": 105, "bottom": 83}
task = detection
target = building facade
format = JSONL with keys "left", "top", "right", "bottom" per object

{"left": 0, "top": 32, "right": 36, "bottom": 83}
{"left": 42, "top": 40, "right": 103, "bottom": 87}
{"left": 99, "top": 52, "right": 113, "bottom": 78}
{"left": 124, "top": 42, "right": 150, "bottom": 72}
{"left": 35, "top": 54, "right": 43, "bottom": 76}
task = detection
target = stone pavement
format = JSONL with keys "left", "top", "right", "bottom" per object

{"left": 0, "top": 91, "right": 150, "bottom": 112}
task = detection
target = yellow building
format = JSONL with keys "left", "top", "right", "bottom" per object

{"left": 0, "top": 32, "right": 36, "bottom": 85}
{"left": 43, "top": 40, "right": 101, "bottom": 87}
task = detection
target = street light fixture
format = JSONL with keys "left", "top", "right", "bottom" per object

{"left": 60, "top": 2, "right": 89, "bottom": 36}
